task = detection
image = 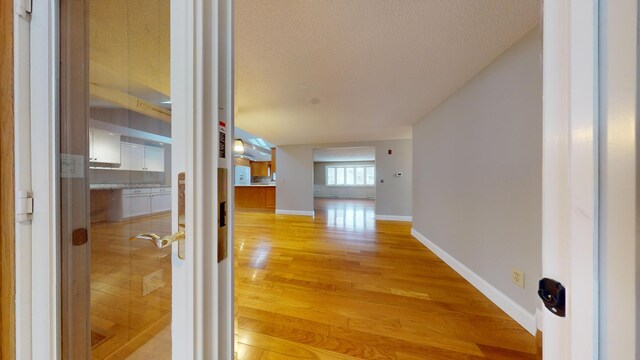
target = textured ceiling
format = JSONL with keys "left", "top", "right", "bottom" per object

{"left": 90, "top": 0, "right": 170, "bottom": 96}
{"left": 235, "top": 0, "right": 540, "bottom": 146}
{"left": 313, "top": 147, "right": 375, "bottom": 162}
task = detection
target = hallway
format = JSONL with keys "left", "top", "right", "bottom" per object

{"left": 234, "top": 199, "right": 537, "bottom": 359}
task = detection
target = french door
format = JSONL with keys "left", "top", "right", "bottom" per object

{"left": 21, "top": 0, "right": 233, "bottom": 358}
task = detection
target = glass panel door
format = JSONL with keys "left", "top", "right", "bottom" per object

{"left": 60, "top": 0, "right": 174, "bottom": 358}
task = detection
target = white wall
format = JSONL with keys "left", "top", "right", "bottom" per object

{"left": 313, "top": 161, "right": 375, "bottom": 199}
{"left": 411, "top": 28, "right": 542, "bottom": 320}
{"left": 276, "top": 139, "right": 411, "bottom": 217}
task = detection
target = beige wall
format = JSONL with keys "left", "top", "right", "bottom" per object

{"left": 277, "top": 139, "right": 411, "bottom": 216}
{"left": 412, "top": 28, "right": 542, "bottom": 314}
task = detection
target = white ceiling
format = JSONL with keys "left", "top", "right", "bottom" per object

{"left": 313, "top": 147, "right": 375, "bottom": 163}
{"left": 235, "top": 0, "right": 540, "bottom": 146}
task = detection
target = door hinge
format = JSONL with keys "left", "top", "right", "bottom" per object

{"left": 15, "top": 0, "right": 32, "bottom": 17}
{"left": 16, "top": 190, "right": 34, "bottom": 222}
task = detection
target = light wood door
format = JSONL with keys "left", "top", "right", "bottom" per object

{"left": 1, "top": 0, "right": 15, "bottom": 355}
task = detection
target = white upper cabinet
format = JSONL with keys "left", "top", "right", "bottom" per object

{"left": 120, "top": 142, "right": 145, "bottom": 171}
{"left": 120, "top": 142, "right": 165, "bottom": 172}
{"left": 144, "top": 146, "right": 165, "bottom": 172}
{"left": 90, "top": 129, "right": 121, "bottom": 164}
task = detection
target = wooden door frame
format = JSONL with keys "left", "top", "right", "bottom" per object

{"left": 0, "top": 0, "right": 16, "bottom": 357}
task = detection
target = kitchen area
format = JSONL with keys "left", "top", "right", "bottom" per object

{"left": 86, "top": 91, "right": 175, "bottom": 359}
{"left": 233, "top": 128, "right": 277, "bottom": 211}
{"left": 88, "top": 120, "right": 173, "bottom": 224}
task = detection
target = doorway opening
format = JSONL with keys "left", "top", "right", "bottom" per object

{"left": 312, "top": 147, "right": 376, "bottom": 229}
{"left": 233, "top": 127, "right": 276, "bottom": 212}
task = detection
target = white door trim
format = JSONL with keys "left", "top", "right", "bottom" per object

{"left": 20, "top": 0, "right": 61, "bottom": 358}
{"left": 542, "top": 1, "right": 599, "bottom": 359}
{"left": 170, "top": 0, "right": 200, "bottom": 357}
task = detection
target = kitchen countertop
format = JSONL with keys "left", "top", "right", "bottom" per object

{"left": 90, "top": 184, "right": 170, "bottom": 190}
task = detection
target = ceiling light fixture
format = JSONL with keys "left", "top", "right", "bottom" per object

{"left": 234, "top": 139, "right": 245, "bottom": 154}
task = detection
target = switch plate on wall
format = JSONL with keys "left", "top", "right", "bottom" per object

{"left": 511, "top": 268, "right": 525, "bottom": 288}
{"left": 60, "top": 153, "right": 85, "bottom": 178}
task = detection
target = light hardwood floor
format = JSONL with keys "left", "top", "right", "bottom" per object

{"left": 234, "top": 198, "right": 537, "bottom": 359}
{"left": 89, "top": 198, "right": 536, "bottom": 359}
{"left": 90, "top": 214, "right": 173, "bottom": 360}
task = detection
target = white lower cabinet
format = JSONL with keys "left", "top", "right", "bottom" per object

{"left": 150, "top": 188, "right": 172, "bottom": 213}
{"left": 122, "top": 189, "right": 152, "bottom": 218}
{"left": 122, "top": 187, "right": 171, "bottom": 219}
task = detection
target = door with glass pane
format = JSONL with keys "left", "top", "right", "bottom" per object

{"left": 58, "top": 0, "right": 234, "bottom": 358}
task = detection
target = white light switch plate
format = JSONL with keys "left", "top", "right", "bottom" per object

{"left": 60, "top": 153, "right": 85, "bottom": 178}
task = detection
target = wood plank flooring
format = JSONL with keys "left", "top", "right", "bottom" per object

{"left": 234, "top": 198, "right": 536, "bottom": 359}
{"left": 90, "top": 214, "right": 173, "bottom": 359}
{"left": 89, "top": 198, "right": 535, "bottom": 359}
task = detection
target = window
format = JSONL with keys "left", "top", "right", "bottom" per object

{"left": 355, "top": 168, "right": 365, "bottom": 185}
{"left": 326, "top": 165, "right": 375, "bottom": 186}
{"left": 327, "top": 167, "right": 336, "bottom": 185}
{"left": 345, "top": 168, "right": 354, "bottom": 185}
{"left": 336, "top": 168, "right": 345, "bottom": 184}
{"left": 366, "top": 167, "right": 375, "bottom": 185}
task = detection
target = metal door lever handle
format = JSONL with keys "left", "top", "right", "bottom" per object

{"left": 130, "top": 231, "right": 185, "bottom": 249}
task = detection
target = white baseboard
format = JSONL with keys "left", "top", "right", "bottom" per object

{"left": 275, "top": 209, "right": 315, "bottom": 216}
{"left": 375, "top": 215, "right": 412, "bottom": 222}
{"left": 410, "top": 228, "right": 537, "bottom": 335}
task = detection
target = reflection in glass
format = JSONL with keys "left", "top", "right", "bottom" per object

{"left": 87, "top": 1, "right": 172, "bottom": 358}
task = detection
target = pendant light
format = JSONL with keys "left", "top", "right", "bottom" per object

{"left": 234, "top": 139, "right": 245, "bottom": 154}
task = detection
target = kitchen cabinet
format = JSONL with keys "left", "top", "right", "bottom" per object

{"left": 235, "top": 185, "right": 276, "bottom": 210}
{"left": 120, "top": 142, "right": 165, "bottom": 172}
{"left": 144, "top": 146, "right": 165, "bottom": 172}
{"left": 122, "top": 188, "right": 152, "bottom": 218}
{"left": 90, "top": 129, "right": 121, "bottom": 164}
{"left": 120, "top": 143, "right": 145, "bottom": 170}
{"left": 122, "top": 187, "right": 171, "bottom": 218}
{"left": 271, "top": 147, "right": 276, "bottom": 173}
{"left": 150, "top": 188, "right": 171, "bottom": 213}
{"left": 234, "top": 157, "right": 251, "bottom": 167}
{"left": 250, "top": 161, "right": 271, "bottom": 177}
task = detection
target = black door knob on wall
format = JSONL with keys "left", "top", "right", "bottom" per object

{"left": 538, "top": 277, "right": 566, "bottom": 317}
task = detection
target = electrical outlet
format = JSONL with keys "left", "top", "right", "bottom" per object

{"left": 511, "top": 268, "right": 525, "bottom": 288}
{"left": 142, "top": 269, "right": 164, "bottom": 296}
